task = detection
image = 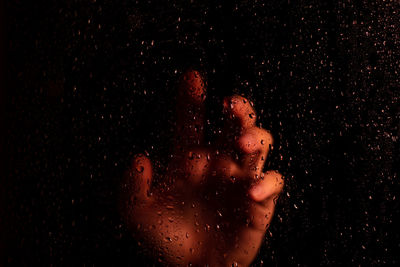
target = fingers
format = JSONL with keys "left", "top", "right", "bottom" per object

{"left": 237, "top": 127, "right": 273, "bottom": 179}
{"left": 249, "top": 170, "right": 284, "bottom": 203}
{"left": 223, "top": 95, "right": 256, "bottom": 130}
{"left": 175, "top": 69, "right": 206, "bottom": 149}
{"left": 123, "top": 154, "right": 153, "bottom": 202}
{"left": 222, "top": 95, "right": 273, "bottom": 179}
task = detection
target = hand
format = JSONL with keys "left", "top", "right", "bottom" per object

{"left": 120, "top": 70, "right": 284, "bottom": 266}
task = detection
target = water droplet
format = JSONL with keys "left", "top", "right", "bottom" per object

{"left": 273, "top": 196, "right": 279, "bottom": 205}
{"left": 135, "top": 166, "right": 144, "bottom": 173}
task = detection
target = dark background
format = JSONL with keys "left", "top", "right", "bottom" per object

{"left": 3, "top": 0, "right": 399, "bottom": 266}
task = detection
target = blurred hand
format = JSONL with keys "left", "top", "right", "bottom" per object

{"left": 120, "top": 70, "right": 284, "bottom": 266}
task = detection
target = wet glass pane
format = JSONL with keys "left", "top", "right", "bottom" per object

{"left": 4, "top": 0, "right": 399, "bottom": 266}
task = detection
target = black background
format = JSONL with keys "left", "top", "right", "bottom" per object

{"left": 3, "top": 0, "right": 399, "bottom": 266}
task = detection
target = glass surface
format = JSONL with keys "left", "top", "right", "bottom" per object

{"left": 4, "top": 0, "right": 399, "bottom": 266}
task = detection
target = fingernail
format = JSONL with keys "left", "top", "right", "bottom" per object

{"left": 135, "top": 165, "right": 144, "bottom": 173}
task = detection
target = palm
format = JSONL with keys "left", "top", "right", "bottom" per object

{"left": 120, "top": 70, "right": 284, "bottom": 266}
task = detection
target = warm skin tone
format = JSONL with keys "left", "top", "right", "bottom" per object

{"left": 120, "top": 70, "right": 284, "bottom": 266}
